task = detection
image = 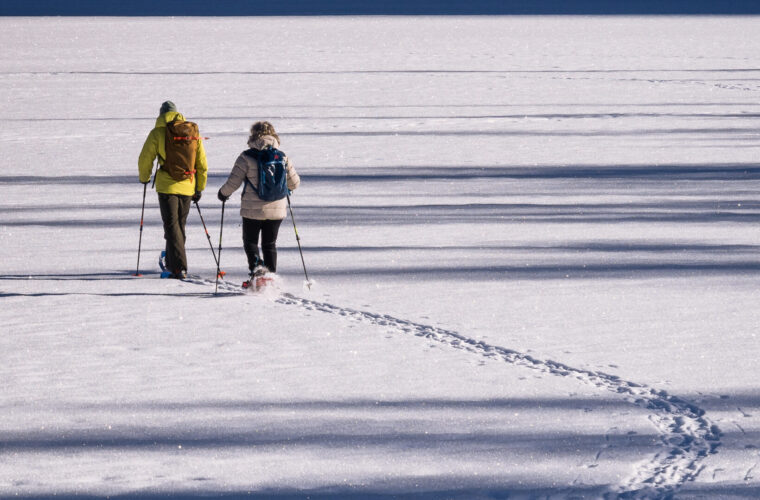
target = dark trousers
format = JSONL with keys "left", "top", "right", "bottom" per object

{"left": 158, "top": 193, "right": 191, "bottom": 273}
{"left": 243, "top": 218, "right": 282, "bottom": 272}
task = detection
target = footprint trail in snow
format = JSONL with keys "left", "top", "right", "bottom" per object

{"left": 275, "top": 292, "right": 722, "bottom": 499}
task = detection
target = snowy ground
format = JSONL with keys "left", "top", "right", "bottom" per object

{"left": 1, "top": 15, "right": 760, "bottom": 499}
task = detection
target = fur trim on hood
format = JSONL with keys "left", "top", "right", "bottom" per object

{"left": 248, "top": 135, "right": 280, "bottom": 150}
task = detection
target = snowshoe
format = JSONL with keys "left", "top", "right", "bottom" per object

{"left": 160, "top": 270, "right": 187, "bottom": 279}
{"left": 158, "top": 251, "right": 188, "bottom": 279}
{"left": 159, "top": 250, "right": 167, "bottom": 272}
{"left": 242, "top": 265, "right": 275, "bottom": 291}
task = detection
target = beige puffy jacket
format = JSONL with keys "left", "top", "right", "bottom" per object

{"left": 219, "top": 135, "right": 300, "bottom": 220}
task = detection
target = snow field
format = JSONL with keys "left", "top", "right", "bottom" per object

{"left": 2, "top": 15, "right": 760, "bottom": 499}
{"left": 1, "top": 275, "right": 654, "bottom": 498}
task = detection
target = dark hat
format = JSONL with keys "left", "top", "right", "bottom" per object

{"left": 159, "top": 101, "right": 177, "bottom": 114}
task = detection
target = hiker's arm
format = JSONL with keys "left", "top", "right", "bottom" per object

{"left": 286, "top": 158, "right": 300, "bottom": 191}
{"left": 137, "top": 130, "right": 159, "bottom": 183}
{"left": 194, "top": 139, "right": 208, "bottom": 192}
{"left": 219, "top": 154, "right": 248, "bottom": 198}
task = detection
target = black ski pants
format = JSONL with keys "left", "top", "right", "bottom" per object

{"left": 242, "top": 218, "right": 282, "bottom": 272}
{"left": 158, "top": 193, "right": 191, "bottom": 273}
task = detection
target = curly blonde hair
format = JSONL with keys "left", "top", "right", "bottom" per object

{"left": 249, "top": 121, "right": 279, "bottom": 144}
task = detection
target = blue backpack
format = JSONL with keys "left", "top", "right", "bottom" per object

{"left": 243, "top": 146, "right": 289, "bottom": 201}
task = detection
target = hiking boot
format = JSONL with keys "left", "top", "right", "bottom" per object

{"left": 250, "top": 265, "right": 269, "bottom": 278}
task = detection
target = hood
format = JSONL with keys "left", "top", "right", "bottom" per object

{"left": 154, "top": 111, "right": 185, "bottom": 128}
{"left": 248, "top": 134, "right": 280, "bottom": 150}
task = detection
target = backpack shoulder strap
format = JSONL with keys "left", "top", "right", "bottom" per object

{"left": 241, "top": 149, "right": 260, "bottom": 194}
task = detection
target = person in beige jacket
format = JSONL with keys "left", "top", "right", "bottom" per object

{"left": 217, "top": 121, "right": 300, "bottom": 276}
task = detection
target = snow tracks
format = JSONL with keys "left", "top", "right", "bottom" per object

{"left": 275, "top": 292, "right": 721, "bottom": 499}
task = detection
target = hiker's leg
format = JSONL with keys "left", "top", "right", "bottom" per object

{"left": 175, "top": 195, "right": 191, "bottom": 271}
{"left": 159, "top": 193, "right": 190, "bottom": 273}
{"left": 260, "top": 219, "right": 282, "bottom": 272}
{"left": 242, "top": 217, "right": 263, "bottom": 271}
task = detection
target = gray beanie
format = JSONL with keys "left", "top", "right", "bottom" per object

{"left": 159, "top": 101, "right": 177, "bottom": 114}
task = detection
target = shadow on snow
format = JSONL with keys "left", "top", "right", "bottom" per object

{"left": 1, "top": 162, "right": 758, "bottom": 186}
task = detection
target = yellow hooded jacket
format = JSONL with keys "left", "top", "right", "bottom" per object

{"left": 138, "top": 111, "right": 208, "bottom": 196}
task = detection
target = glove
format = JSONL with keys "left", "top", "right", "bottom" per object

{"left": 140, "top": 180, "right": 150, "bottom": 185}
{"left": 192, "top": 191, "right": 202, "bottom": 203}
{"left": 217, "top": 189, "right": 229, "bottom": 202}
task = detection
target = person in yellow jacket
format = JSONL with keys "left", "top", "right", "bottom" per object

{"left": 138, "top": 101, "right": 208, "bottom": 279}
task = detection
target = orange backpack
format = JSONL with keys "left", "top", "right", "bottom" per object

{"left": 162, "top": 120, "right": 200, "bottom": 181}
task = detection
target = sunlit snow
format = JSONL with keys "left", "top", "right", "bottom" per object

{"left": 1, "top": 15, "right": 760, "bottom": 499}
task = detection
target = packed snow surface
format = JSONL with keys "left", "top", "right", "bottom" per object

{"left": 1, "top": 15, "right": 760, "bottom": 499}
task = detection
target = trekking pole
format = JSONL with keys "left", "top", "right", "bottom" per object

{"left": 134, "top": 182, "right": 148, "bottom": 276}
{"left": 215, "top": 199, "right": 226, "bottom": 294}
{"left": 194, "top": 201, "right": 225, "bottom": 277}
{"left": 287, "top": 194, "right": 311, "bottom": 289}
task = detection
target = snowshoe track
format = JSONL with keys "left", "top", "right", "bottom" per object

{"left": 174, "top": 273, "right": 720, "bottom": 498}
{"left": 180, "top": 274, "right": 247, "bottom": 294}
{"left": 276, "top": 292, "right": 721, "bottom": 499}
